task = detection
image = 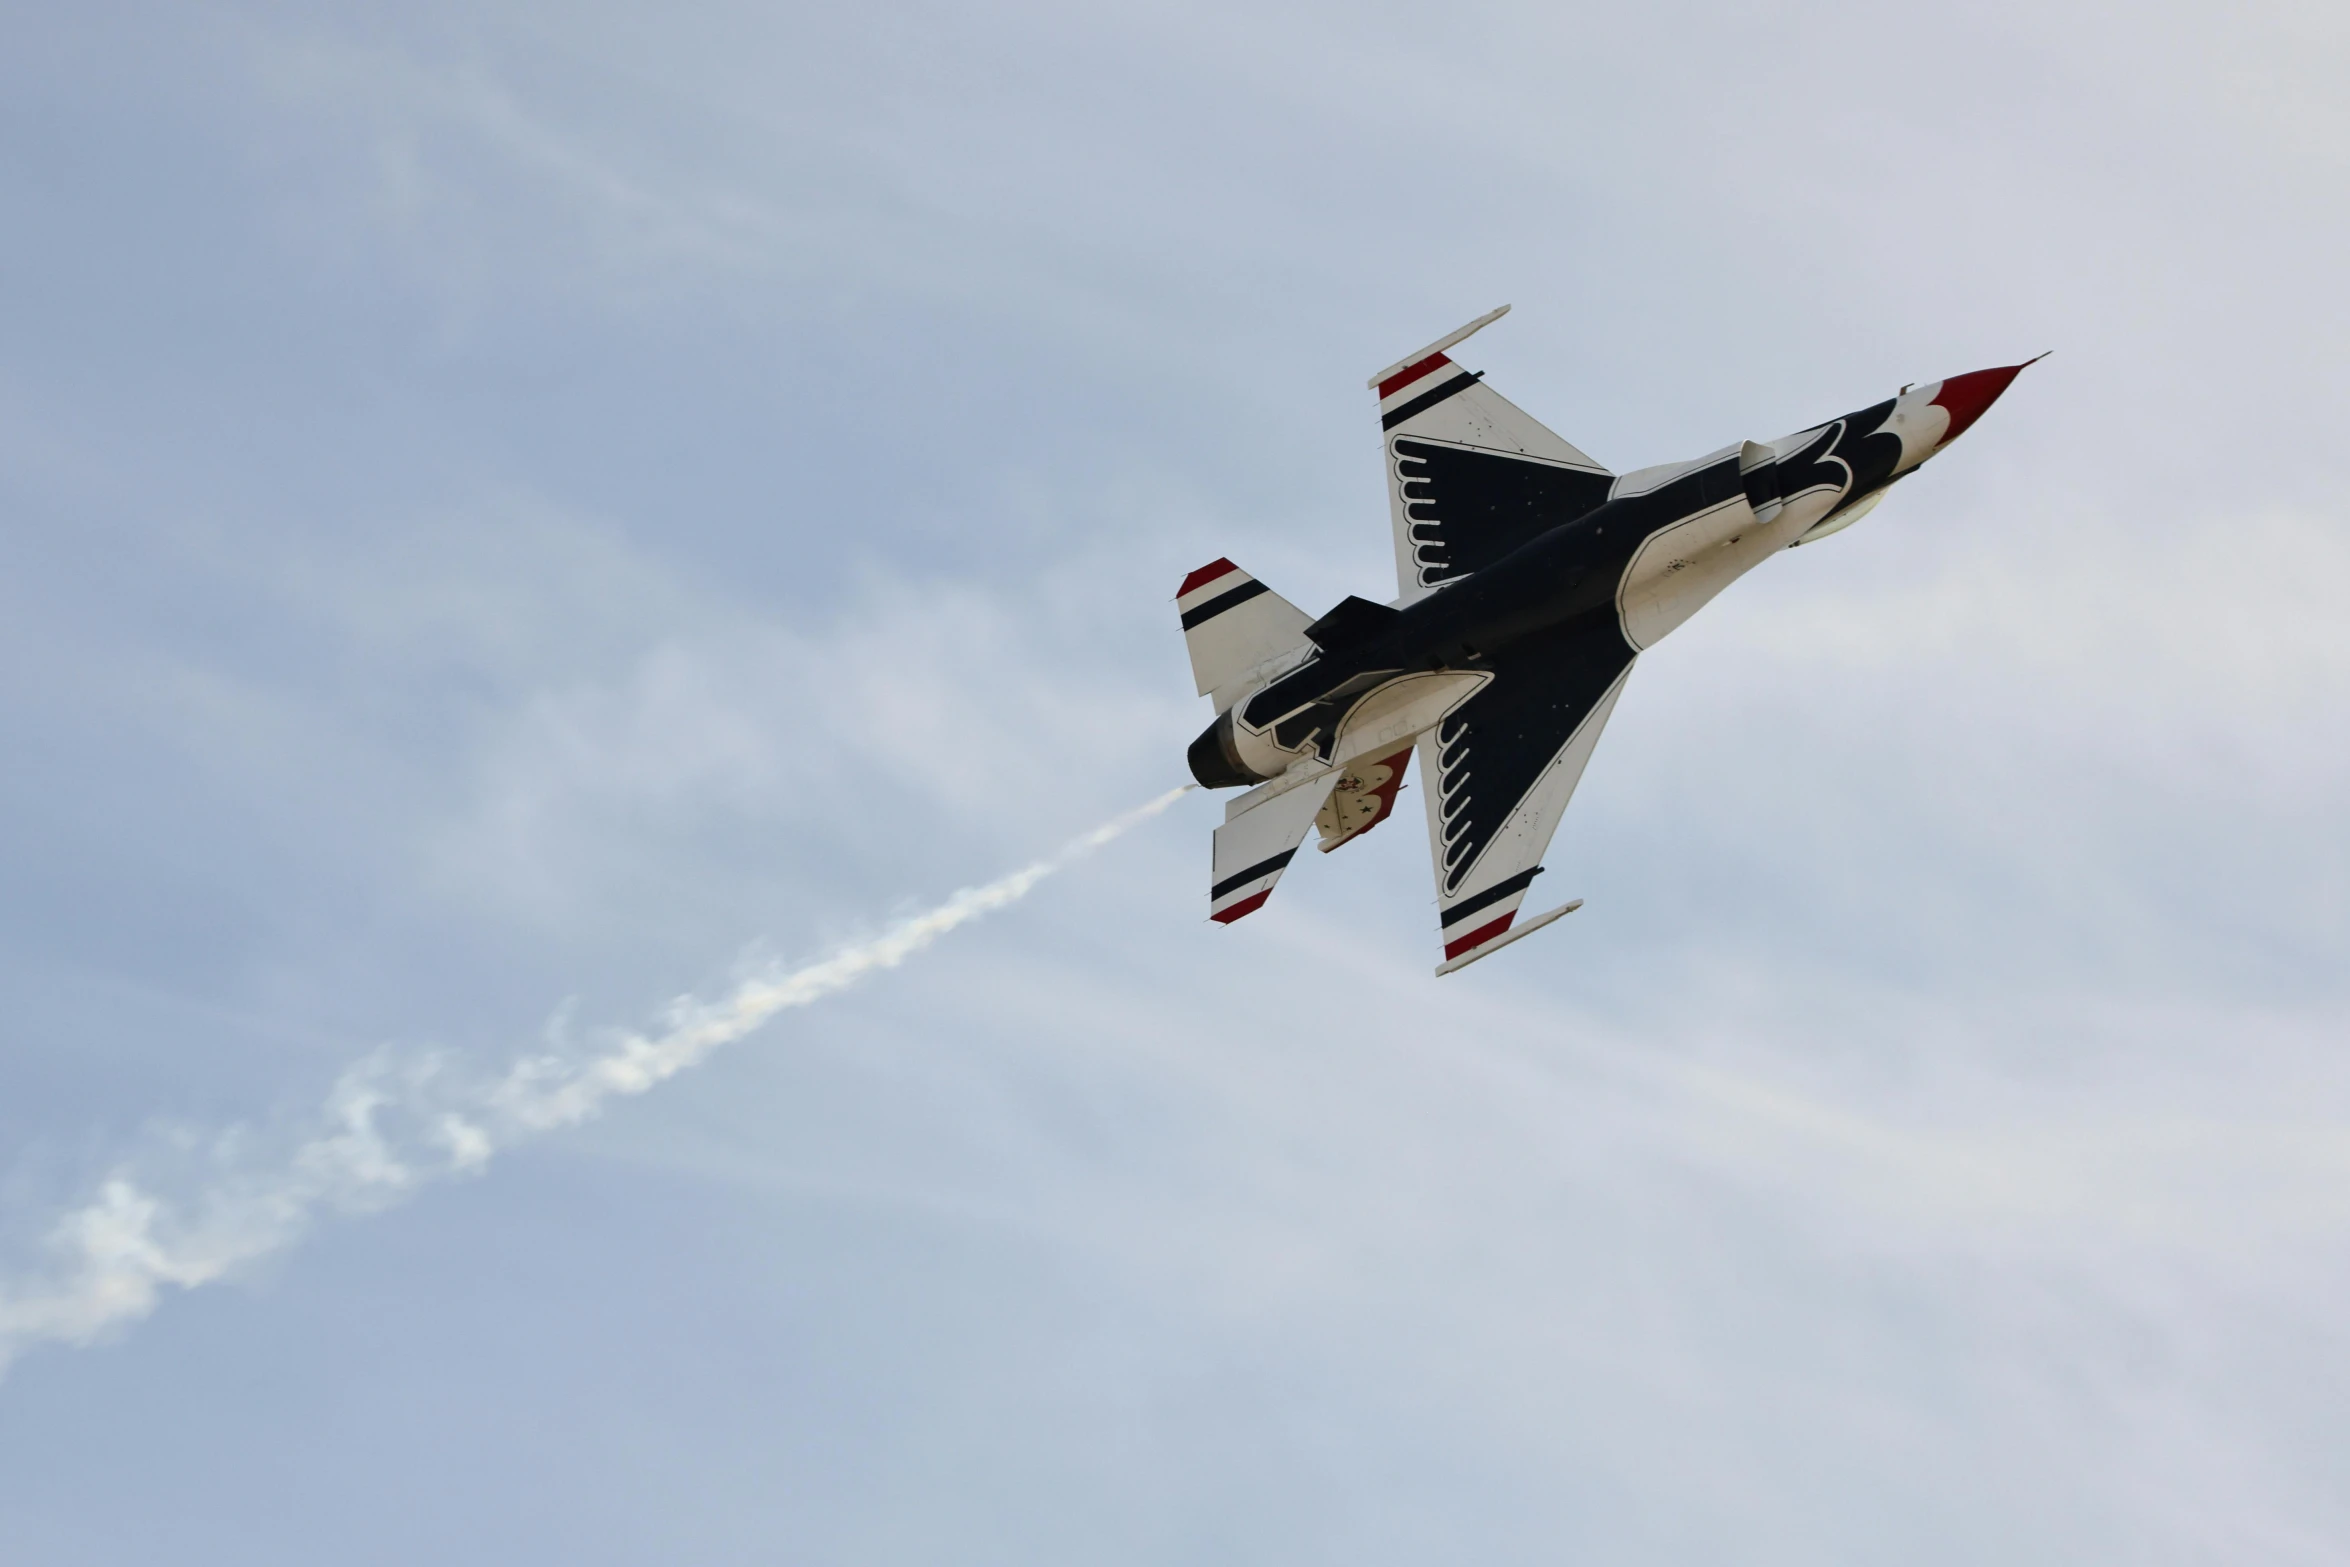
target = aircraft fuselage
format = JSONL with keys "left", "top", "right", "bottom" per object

{"left": 1189, "top": 385, "right": 1946, "bottom": 790}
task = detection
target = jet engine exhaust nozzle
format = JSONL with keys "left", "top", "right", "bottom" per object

{"left": 1187, "top": 711, "right": 1265, "bottom": 790}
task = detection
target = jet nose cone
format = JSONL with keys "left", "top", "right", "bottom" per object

{"left": 1928, "top": 357, "right": 2041, "bottom": 448}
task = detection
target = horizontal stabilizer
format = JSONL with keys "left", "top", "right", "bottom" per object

{"left": 1208, "top": 774, "right": 1329, "bottom": 922}
{"left": 1178, "top": 558, "right": 1314, "bottom": 707}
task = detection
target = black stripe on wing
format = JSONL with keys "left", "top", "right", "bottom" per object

{"left": 1432, "top": 615, "right": 1635, "bottom": 896}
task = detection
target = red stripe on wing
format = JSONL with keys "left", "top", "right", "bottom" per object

{"left": 1442, "top": 912, "right": 1515, "bottom": 960}
{"left": 1377, "top": 353, "right": 1454, "bottom": 400}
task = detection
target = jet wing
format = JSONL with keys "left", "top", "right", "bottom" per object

{"left": 1372, "top": 310, "right": 1615, "bottom": 603}
{"left": 1417, "top": 615, "right": 1635, "bottom": 972}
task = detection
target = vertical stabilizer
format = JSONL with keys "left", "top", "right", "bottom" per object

{"left": 1177, "top": 559, "right": 1313, "bottom": 709}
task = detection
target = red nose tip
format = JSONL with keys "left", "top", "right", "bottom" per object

{"left": 1931, "top": 359, "right": 2039, "bottom": 448}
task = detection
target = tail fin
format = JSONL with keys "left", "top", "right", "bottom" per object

{"left": 1177, "top": 559, "right": 1313, "bottom": 708}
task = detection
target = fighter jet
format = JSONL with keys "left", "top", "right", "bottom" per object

{"left": 1178, "top": 306, "right": 2035, "bottom": 974}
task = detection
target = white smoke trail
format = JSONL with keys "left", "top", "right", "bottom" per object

{"left": 0, "top": 787, "right": 1191, "bottom": 1379}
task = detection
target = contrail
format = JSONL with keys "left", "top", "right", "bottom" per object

{"left": 0, "top": 786, "right": 1192, "bottom": 1380}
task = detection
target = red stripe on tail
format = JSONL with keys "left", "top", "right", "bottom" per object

{"left": 1211, "top": 890, "right": 1272, "bottom": 924}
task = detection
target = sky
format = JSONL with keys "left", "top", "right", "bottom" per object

{"left": 1, "top": 0, "right": 2346, "bottom": 1561}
